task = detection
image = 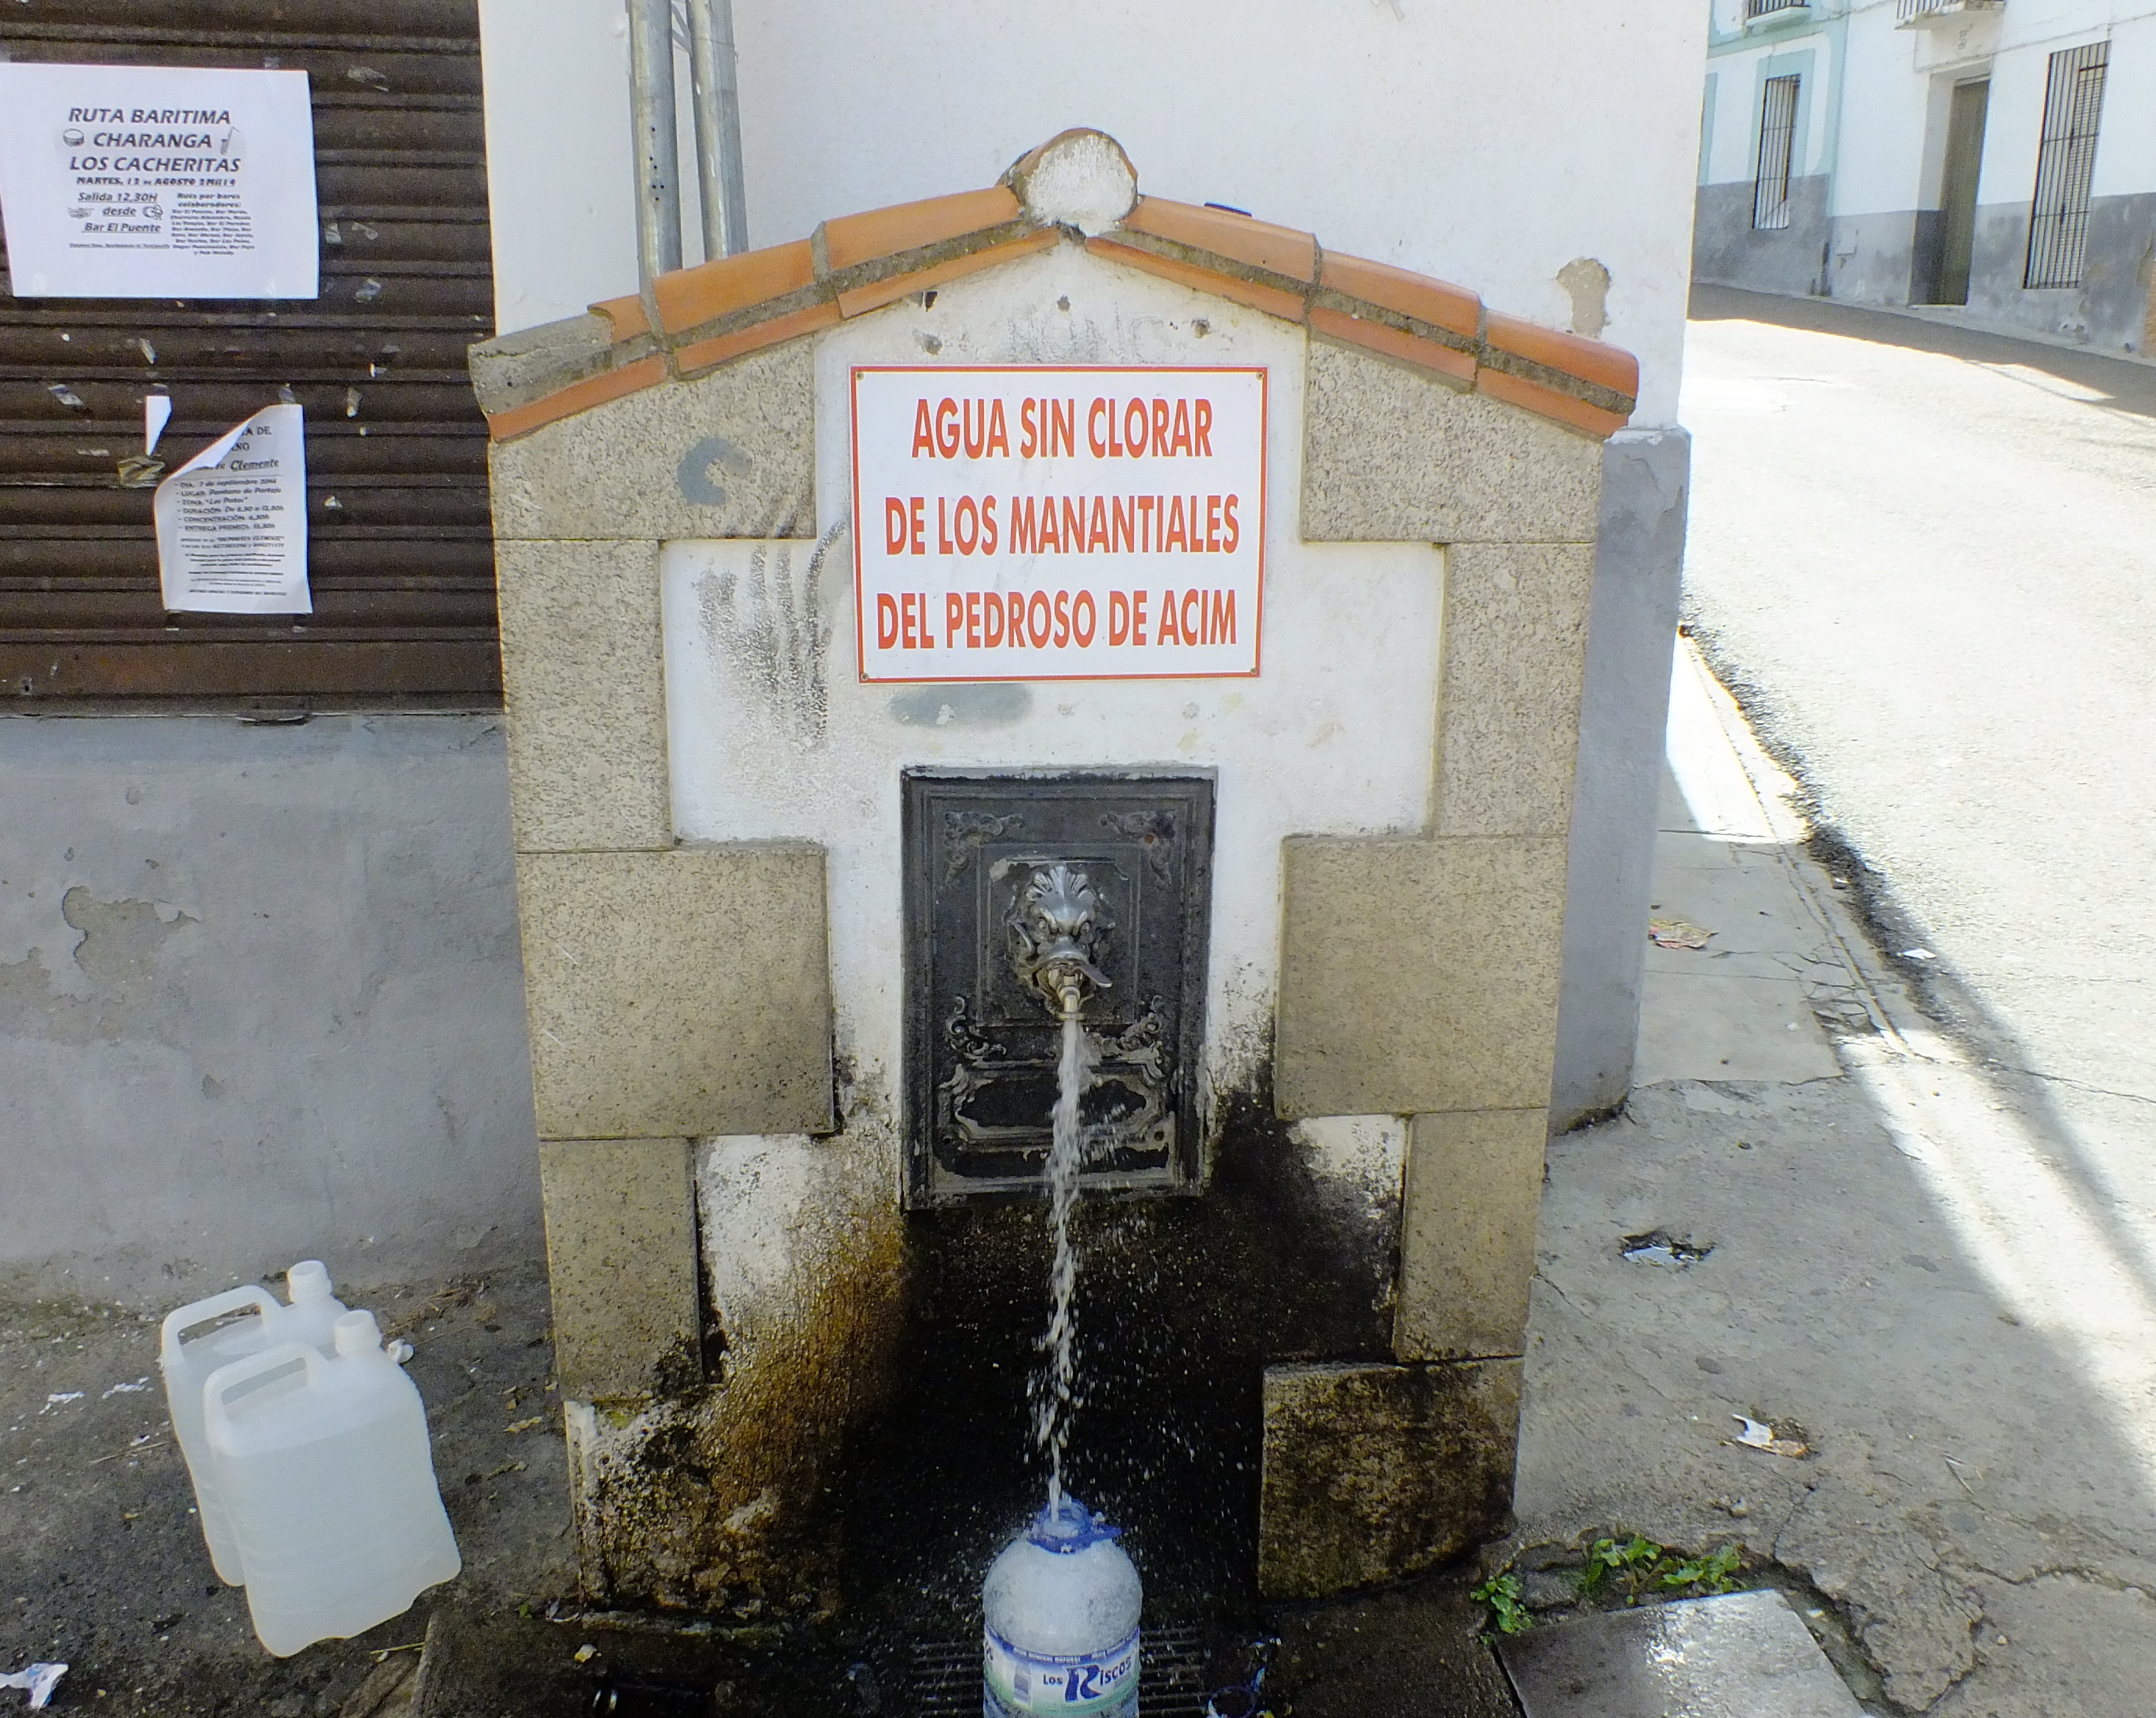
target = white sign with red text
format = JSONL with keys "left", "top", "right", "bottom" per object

{"left": 851, "top": 366, "right": 1265, "bottom": 682}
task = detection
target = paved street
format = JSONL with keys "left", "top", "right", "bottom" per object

{"left": 1680, "top": 287, "right": 2156, "bottom": 1107}
{"left": 1511, "top": 294, "right": 2156, "bottom": 1716}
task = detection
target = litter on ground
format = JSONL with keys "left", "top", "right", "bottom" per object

{"left": 0, "top": 1663, "right": 67, "bottom": 1710}
{"left": 1649, "top": 918, "right": 1715, "bottom": 950}
{"left": 1730, "top": 1415, "right": 1810, "bottom": 1459}
{"left": 1620, "top": 1232, "right": 1712, "bottom": 1267}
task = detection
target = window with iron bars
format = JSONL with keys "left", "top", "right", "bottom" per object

{"left": 1753, "top": 75, "right": 1800, "bottom": 231}
{"left": 1745, "top": 0, "right": 1808, "bottom": 18}
{"left": 2025, "top": 41, "right": 2110, "bottom": 289}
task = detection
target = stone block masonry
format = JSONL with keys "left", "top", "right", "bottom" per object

{"left": 516, "top": 846, "right": 832, "bottom": 1142}
{"left": 1434, "top": 544, "right": 1598, "bottom": 839}
{"left": 1259, "top": 1360, "right": 1524, "bottom": 1599}
{"left": 496, "top": 539, "right": 670, "bottom": 854}
{"left": 1275, "top": 834, "right": 1569, "bottom": 1120}
{"left": 474, "top": 128, "right": 1636, "bottom": 1613}
{"left": 1394, "top": 1109, "right": 1551, "bottom": 1361}
{"left": 539, "top": 1139, "right": 701, "bottom": 1400}
{"left": 1300, "top": 341, "right": 1602, "bottom": 546}
{"left": 488, "top": 341, "right": 818, "bottom": 544}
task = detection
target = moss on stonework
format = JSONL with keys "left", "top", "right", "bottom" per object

{"left": 575, "top": 1183, "right": 909, "bottom": 1616}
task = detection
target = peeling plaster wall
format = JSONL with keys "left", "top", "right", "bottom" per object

{"left": 0, "top": 714, "right": 541, "bottom": 1301}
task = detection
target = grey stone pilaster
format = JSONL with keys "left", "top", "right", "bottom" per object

{"left": 1550, "top": 428, "right": 1691, "bottom": 1131}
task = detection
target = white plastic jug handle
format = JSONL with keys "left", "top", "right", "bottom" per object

{"left": 202, "top": 1341, "right": 327, "bottom": 1444}
{"left": 159, "top": 1285, "right": 281, "bottom": 1367}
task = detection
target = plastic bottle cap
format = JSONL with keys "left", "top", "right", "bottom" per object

{"left": 333, "top": 1309, "right": 383, "bottom": 1356}
{"left": 1027, "top": 1495, "right": 1123, "bottom": 1554}
{"left": 287, "top": 1260, "right": 333, "bottom": 1302}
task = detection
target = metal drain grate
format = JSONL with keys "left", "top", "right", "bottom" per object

{"left": 910, "top": 1626, "right": 1211, "bottom": 1716}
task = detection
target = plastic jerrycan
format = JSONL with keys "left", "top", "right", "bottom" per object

{"left": 205, "top": 1310, "right": 461, "bottom": 1657}
{"left": 983, "top": 1496, "right": 1142, "bottom": 1718}
{"left": 158, "top": 1262, "right": 347, "bottom": 1584}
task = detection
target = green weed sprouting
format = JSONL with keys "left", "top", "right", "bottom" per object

{"left": 1579, "top": 1536, "right": 1743, "bottom": 1604}
{"left": 1660, "top": 1544, "right": 1743, "bottom": 1595}
{"left": 1471, "top": 1572, "right": 1534, "bottom": 1635}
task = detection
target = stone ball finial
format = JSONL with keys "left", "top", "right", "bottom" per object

{"left": 1007, "top": 129, "right": 1139, "bottom": 237}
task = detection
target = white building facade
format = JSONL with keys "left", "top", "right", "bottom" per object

{"left": 478, "top": 0, "right": 1707, "bottom": 427}
{"left": 1697, "top": 0, "right": 2156, "bottom": 353}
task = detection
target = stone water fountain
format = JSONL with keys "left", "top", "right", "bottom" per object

{"left": 470, "top": 128, "right": 1638, "bottom": 1654}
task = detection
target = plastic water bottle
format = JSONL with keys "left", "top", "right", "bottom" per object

{"left": 983, "top": 1497, "right": 1141, "bottom": 1717}
{"left": 158, "top": 1262, "right": 348, "bottom": 1584}
{"left": 205, "top": 1309, "right": 460, "bottom": 1656}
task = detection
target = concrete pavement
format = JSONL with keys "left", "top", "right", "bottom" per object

{"left": 1518, "top": 635, "right": 2156, "bottom": 1714}
{"left": 1634, "top": 643, "right": 1846, "bottom": 1088}
{"left": 1681, "top": 286, "right": 2156, "bottom": 1107}
{"left": 1513, "top": 294, "right": 2156, "bottom": 1717}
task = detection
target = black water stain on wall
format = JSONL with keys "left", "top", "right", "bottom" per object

{"left": 837, "top": 1079, "right": 1398, "bottom": 1637}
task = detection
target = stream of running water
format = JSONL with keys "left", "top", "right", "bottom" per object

{"left": 1033, "top": 1004, "right": 1096, "bottom": 1515}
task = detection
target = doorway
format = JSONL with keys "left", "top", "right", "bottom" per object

{"left": 1933, "top": 79, "right": 1990, "bottom": 304}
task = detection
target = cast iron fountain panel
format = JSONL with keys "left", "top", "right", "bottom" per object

{"left": 902, "top": 770, "right": 1214, "bottom": 1207}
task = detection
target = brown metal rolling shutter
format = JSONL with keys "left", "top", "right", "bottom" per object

{"left": 0, "top": 0, "right": 498, "bottom": 701}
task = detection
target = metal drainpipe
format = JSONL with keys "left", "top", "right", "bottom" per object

{"left": 686, "top": 0, "right": 750, "bottom": 258}
{"left": 625, "top": 0, "right": 682, "bottom": 298}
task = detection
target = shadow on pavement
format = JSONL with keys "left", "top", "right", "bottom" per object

{"left": 1516, "top": 643, "right": 2156, "bottom": 1715}
{"left": 1688, "top": 284, "right": 2156, "bottom": 424}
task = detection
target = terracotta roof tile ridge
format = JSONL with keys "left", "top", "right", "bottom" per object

{"left": 482, "top": 133, "right": 1641, "bottom": 442}
{"left": 483, "top": 352, "right": 668, "bottom": 442}
{"left": 1082, "top": 200, "right": 1638, "bottom": 430}
{"left": 1305, "top": 242, "right": 1480, "bottom": 389}
{"left": 1114, "top": 195, "right": 1319, "bottom": 285}
{"left": 583, "top": 183, "right": 1065, "bottom": 377}
{"left": 1480, "top": 309, "right": 1639, "bottom": 409}
{"left": 1313, "top": 248, "right": 1481, "bottom": 348}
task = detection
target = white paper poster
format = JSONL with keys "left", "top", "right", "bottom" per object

{"left": 851, "top": 366, "right": 1267, "bottom": 683}
{"left": 0, "top": 63, "right": 318, "bottom": 299}
{"left": 154, "top": 404, "right": 312, "bottom": 614}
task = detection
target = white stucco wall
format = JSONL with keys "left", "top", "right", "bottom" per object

{"left": 1974, "top": 10, "right": 2155, "bottom": 206}
{"left": 2093, "top": 17, "right": 2156, "bottom": 195}
{"left": 1974, "top": 39, "right": 2054, "bottom": 205}
{"left": 1831, "top": 7, "right": 1931, "bottom": 218}
{"left": 478, "top": 0, "right": 1706, "bottom": 426}
{"left": 1701, "top": 2, "right": 2156, "bottom": 219}
{"left": 475, "top": 0, "right": 636, "bottom": 336}
{"left": 1699, "top": 27, "right": 1837, "bottom": 188}
{"left": 661, "top": 247, "right": 1442, "bottom": 1120}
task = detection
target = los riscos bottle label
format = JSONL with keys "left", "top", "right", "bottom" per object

{"left": 984, "top": 1624, "right": 1139, "bottom": 1717}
